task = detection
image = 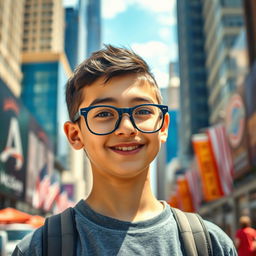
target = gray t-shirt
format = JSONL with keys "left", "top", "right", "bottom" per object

{"left": 13, "top": 200, "right": 237, "bottom": 255}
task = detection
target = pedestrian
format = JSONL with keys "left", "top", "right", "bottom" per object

{"left": 235, "top": 215, "right": 256, "bottom": 256}
{"left": 13, "top": 45, "right": 237, "bottom": 255}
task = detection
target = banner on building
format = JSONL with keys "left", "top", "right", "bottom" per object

{"left": 185, "top": 159, "right": 203, "bottom": 211}
{"left": 207, "top": 124, "right": 234, "bottom": 196}
{"left": 176, "top": 176, "right": 194, "bottom": 212}
{"left": 0, "top": 80, "right": 54, "bottom": 204}
{"left": 245, "top": 62, "right": 256, "bottom": 167}
{"left": 225, "top": 92, "right": 251, "bottom": 178}
{"left": 192, "top": 134, "right": 223, "bottom": 201}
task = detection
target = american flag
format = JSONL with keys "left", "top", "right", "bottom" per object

{"left": 43, "top": 173, "right": 60, "bottom": 212}
{"left": 33, "top": 164, "right": 51, "bottom": 209}
{"left": 54, "top": 186, "right": 70, "bottom": 214}
{"left": 207, "top": 124, "right": 234, "bottom": 196}
{"left": 185, "top": 160, "right": 203, "bottom": 211}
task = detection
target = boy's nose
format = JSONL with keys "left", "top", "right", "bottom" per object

{"left": 114, "top": 114, "right": 137, "bottom": 136}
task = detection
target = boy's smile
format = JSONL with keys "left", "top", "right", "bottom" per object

{"left": 65, "top": 73, "right": 169, "bottom": 180}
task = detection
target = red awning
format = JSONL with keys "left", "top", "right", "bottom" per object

{"left": 0, "top": 208, "right": 32, "bottom": 223}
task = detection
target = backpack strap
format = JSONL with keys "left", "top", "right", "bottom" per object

{"left": 42, "top": 207, "right": 77, "bottom": 256}
{"left": 171, "top": 207, "right": 213, "bottom": 256}
{"left": 185, "top": 212, "right": 213, "bottom": 256}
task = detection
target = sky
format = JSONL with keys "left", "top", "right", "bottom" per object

{"left": 64, "top": 0, "right": 178, "bottom": 88}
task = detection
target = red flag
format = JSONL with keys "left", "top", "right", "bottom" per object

{"left": 207, "top": 124, "right": 234, "bottom": 195}
{"left": 33, "top": 165, "right": 51, "bottom": 209}
{"left": 43, "top": 181, "right": 60, "bottom": 212}
{"left": 185, "top": 161, "right": 203, "bottom": 211}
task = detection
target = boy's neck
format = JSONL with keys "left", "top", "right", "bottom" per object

{"left": 84, "top": 170, "right": 164, "bottom": 222}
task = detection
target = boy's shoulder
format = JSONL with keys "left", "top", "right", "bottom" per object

{"left": 13, "top": 204, "right": 236, "bottom": 256}
{"left": 12, "top": 227, "right": 43, "bottom": 256}
{"left": 204, "top": 220, "right": 237, "bottom": 255}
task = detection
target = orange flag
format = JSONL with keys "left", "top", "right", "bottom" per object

{"left": 192, "top": 133, "right": 223, "bottom": 201}
{"left": 176, "top": 176, "right": 194, "bottom": 212}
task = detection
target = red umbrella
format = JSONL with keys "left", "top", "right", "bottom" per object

{"left": 0, "top": 208, "right": 31, "bottom": 223}
{"left": 26, "top": 215, "right": 45, "bottom": 228}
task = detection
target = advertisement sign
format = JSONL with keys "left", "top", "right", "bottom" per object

{"left": 225, "top": 92, "right": 251, "bottom": 178}
{"left": 0, "top": 94, "right": 28, "bottom": 199}
{"left": 176, "top": 176, "right": 194, "bottom": 212}
{"left": 245, "top": 62, "right": 256, "bottom": 167}
{"left": 192, "top": 134, "right": 223, "bottom": 201}
{"left": 0, "top": 82, "right": 54, "bottom": 203}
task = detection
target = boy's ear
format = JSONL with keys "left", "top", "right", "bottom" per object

{"left": 64, "top": 121, "right": 84, "bottom": 150}
{"left": 160, "top": 113, "right": 169, "bottom": 143}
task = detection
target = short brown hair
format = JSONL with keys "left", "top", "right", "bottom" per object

{"left": 239, "top": 216, "right": 251, "bottom": 228}
{"left": 65, "top": 45, "right": 162, "bottom": 121}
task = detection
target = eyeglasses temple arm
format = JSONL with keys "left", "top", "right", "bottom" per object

{"left": 73, "top": 111, "right": 80, "bottom": 122}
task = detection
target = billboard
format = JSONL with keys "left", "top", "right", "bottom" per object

{"left": 225, "top": 91, "right": 251, "bottom": 178}
{"left": 245, "top": 63, "right": 256, "bottom": 167}
{"left": 0, "top": 81, "right": 54, "bottom": 203}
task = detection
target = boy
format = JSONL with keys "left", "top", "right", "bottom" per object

{"left": 13, "top": 45, "right": 237, "bottom": 255}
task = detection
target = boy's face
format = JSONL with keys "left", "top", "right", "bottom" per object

{"left": 64, "top": 73, "right": 169, "bottom": 180}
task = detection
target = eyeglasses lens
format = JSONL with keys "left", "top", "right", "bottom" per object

{"left": 86, "top": 106, "right": 163, "bottom": 134}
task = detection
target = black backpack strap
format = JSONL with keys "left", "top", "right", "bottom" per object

{"left": 61, "top": 207, "right": 77, "bottom": 256}
{"left": 171, "top": 208, "right": 198, "bottom": 255}
{"left": 184, "top": 212, "right": 213, "bottom": 256}
{"left": 171, "top": 207, "right": 213, "bottom": 256}
{"left": 42, "top": 207, "right": 77, "bottom": 256}
{"left": 43, "top": 213, "right": 62, "bottom": 256}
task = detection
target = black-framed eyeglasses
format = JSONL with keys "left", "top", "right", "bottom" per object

{"left": 73, "top": 104, "right": 168, "bottom": 135}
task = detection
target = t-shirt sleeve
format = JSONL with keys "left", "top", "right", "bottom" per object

{"left": 12, "top": 227, "right": 43, "bottom": 256}
{"left": 204, "top": 220, "right": 238, "bottom": 256}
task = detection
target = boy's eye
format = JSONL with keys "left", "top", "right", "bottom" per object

{"left": 134, "top": 108, "right": 153, "bottom": 115}
{"left": 95, "top": 111, "right": 114, "bottom": 118}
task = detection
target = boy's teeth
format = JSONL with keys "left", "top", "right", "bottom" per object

{"left": 115, "top": 145, "right": 139, "bottom": 151}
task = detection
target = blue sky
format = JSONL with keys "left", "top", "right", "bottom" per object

{"left": 64, "top": 0, "right": 177, "bottom": 88}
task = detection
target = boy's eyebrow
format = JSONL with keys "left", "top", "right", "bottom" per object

{"left": 89, "top": 97, "right": 155, "bottom": 106}
{"left": 89, "top": 97, "right": 117, "bottom": 106}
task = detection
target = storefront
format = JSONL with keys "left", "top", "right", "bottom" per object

{"left": 0, "top": 80, "right": 61, "bottom": 215}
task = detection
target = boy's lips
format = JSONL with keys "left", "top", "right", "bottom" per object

{"left": 109, "top": 143, "right": 144, "bottom": 155}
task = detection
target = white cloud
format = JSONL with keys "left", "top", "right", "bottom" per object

{"left": 159, "top": 27, "right": 171, "bottom": 41}
{"left": 102, "top": 0, "right": 176, "bottom": 19}
{"left": 153, "top": 70, "right": 170, "bottom": 88}
{"left": 135, "top": 0, "right": 175, "bottom": 13}
{"left": 158, "top": 15, "right": 177, "bottom": 26}
{"left": 102, "top": 0, "right": 128, "bottom": 19}
{"left": 131, "top": 41, "right": 177, "bottom": 88}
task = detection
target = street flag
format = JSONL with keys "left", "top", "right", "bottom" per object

{"left": 207, "top": 124, "right": 234, "bottom": 195}
{"left": 192, "top": 133, "right": 223, "bottom": 201}
{"left": 185, "top": 160, "right": 203, "bottom": 211}
{"left": 43, "top": 173, "right": 60, "bottom": 212}
{"left": 176, "top": 176, "right": 194, "bottom": 212}
{"left": 33, "top": 164, "right": 51, "bottom": 209}
{"left": 54, "top": 186, "right": 69, "bottom": 214}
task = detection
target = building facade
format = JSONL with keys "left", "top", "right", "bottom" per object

{"left": 86, "top": 0, "right": 101, "bottom": 55}
{"left": 21, "top": 0, "right": 71, "bottom": 160}
{"left": 65, "top": 6, "right": 79, "bottom": 71}
{"left": 202, "top": 0, "right": 245, "bottom": 124}
{"left": 0, "top": 0, "right": 24, "bottom": 96}
{"left": 177, "top": 0, "right": 209, "bottom": 167}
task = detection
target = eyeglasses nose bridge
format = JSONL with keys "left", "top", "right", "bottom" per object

{"left": 119, "top": 108, "right": 132, "bottom": 119}
{"left": 116, "top": 109, "right": 135, "bottom": 128}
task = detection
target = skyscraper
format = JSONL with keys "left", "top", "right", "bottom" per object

{"left": 21, "top": 0, "right": 72, "bottom": 160}
{"left": 202, "top": 0, "right": 244, "bottom": 124}
{"left": 86, "top": 0, "right": 101, "bottom": 55}
{"left": 0, "top": 0, "right": 24, "bottom": 96}
{"left": 65, "top": 6, "right": 79, "bottom": 71}
{"left": 177, "top": 0, "right": 209, "bottom": 165}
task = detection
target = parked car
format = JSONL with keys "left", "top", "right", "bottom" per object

{"left": 0, "top": 224, "right": 34, "bottom": 256}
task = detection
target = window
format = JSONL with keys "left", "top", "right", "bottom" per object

{"left": 222, "top": 15, "right": 244, "bottom": 27}
{"left": 220, "top": 0, "right": 242, "bottom": 7}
